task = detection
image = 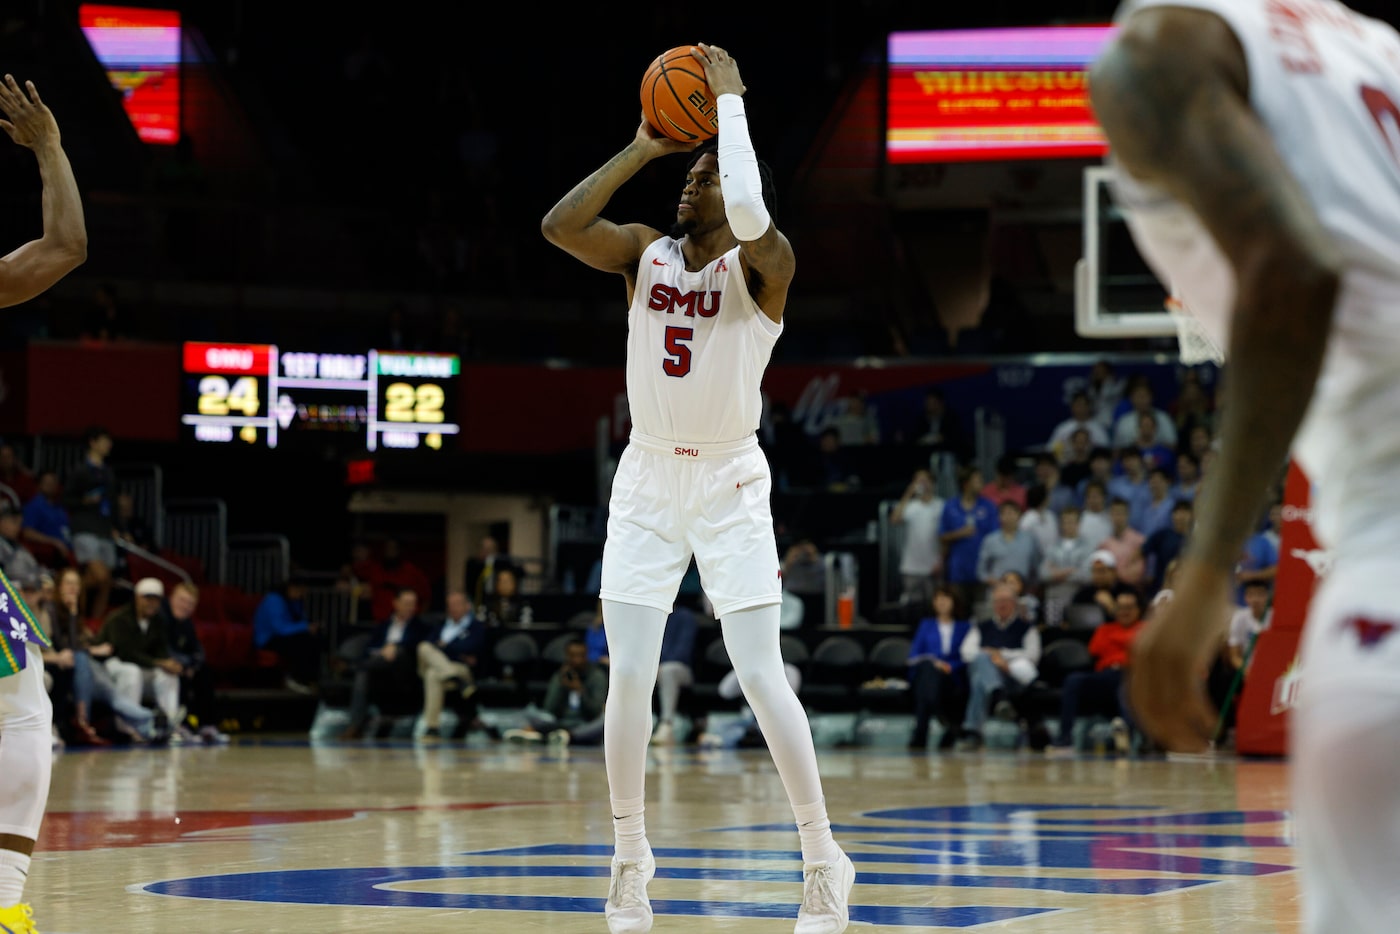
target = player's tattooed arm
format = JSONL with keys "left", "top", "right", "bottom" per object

{"left": 738, "top": 226, "right": 796, "bottom": 325}
{"left": 541, "top": 144, "right": 659, "bottom": 275}
{"left": 1090, "top": 8, "right": 1342, "bottom": 571}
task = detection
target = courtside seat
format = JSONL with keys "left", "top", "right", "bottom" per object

{"left": 801, "top": 635, "right": 866, "bottom": 711}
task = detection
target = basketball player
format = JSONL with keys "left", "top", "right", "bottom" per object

{"left": 541, "top": 44, "right": 853, "bottom": 934}
{"left": 1089, "top": 2, "right": 1400, "bottom": 930}
{"left": 0, "top": 73, "right": 87, "bottom": 934}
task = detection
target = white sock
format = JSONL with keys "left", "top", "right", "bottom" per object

{"left": 792, "top": 798, "right": 842, "bottom": 866}
{"left": 611, "top": 794, "right": 649, "bottom": 861}
{"left": 0, "top": 850, "right": 30, "bottom": 907}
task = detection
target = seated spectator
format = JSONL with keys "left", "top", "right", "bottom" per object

{"left": 1047, "top": 391, "right": 1110, "bottom": 459}
{"left": 1234, "top": 513, "right": 1279, "bottom": 606}
{"left": 697, "top": 663, "right": 803, "bottom": 749}
{"left": 1133, "top": 412, "right": 1177, "bottom": 478}
{"left": 1170, "top": 451, "right": 1202, "bottom": 503}
{"left": 63, "top": 426, "right": 118, "bottom": 620}
{"left": 1032, "top": 453, "right": 1079, "bottom": 516}
{"left": 1172, "top": 371, "right": 1216, "bottom": 441}
{"left": 1098, "top": 498, "right": 1146, "bottom": 587}
{"left": 977, "top": 500, "right": 1040, "bottom": 592}
{"left": 781, "top": 538, "right": 826, "bottom": 626}
{"left": 957, "top": 583, "right": 1041, "bottom": 750}
{"left": 0, "top": 504, "right": 42, "bottom": 584}
{"left": 30, "top": 570, "right": 77, "bottom": 747}
{"left": 340, "top": 588, "right": 430, "bottom": 739}
{"left": 1143, "top": 500, "right": 1193, "bottom": 596}
{"left": 906, "top": 584, "right": 972, "bottom": 750}
{"left": 417, "top": 589, "right": 490, "bottom": 741}
{"left": 1048, "top": 588, "right": 1146, "bottom": 756}
{"left": 482, "top": 566, "right": 532, "bottom": 626}
{"left": 1074, "top": 446, "right": 1115, "bottom": 502}
{"left": 1136, "top": 469, "right": 1177, "bottom": 540}
{"left": 0, "top": 442, "right": 37, "bottom": 504}
{"left": 1058, "top": 429, "right": 1095, "bottom": 490}
{"left": 980, "top": 455, "right": 1027, "bottom": 509}
{"left": 165, "top": 582, "right": 228, "bottom": 744}
{"left": 939, "top": 466, "right": 999, "bottom": 607}
{"left": 362, "top": 538, "right": 432, "bottom": 623}
{"left": 1019, "top": 483, "right": 1059, "bottom": 558}
{"left": 812, "top": 427, "right": 858, "bottom": 491}
{"left": 112, "top": 490, "right": 153, "bottom": 552}
{"left": 892, "top": 468, "right": 943, "bottom": 607}
{"left": 253, "top": 576, "right": 323, "bottom": 693}
{"left": 831, "top": 392, "right": 880, "bottom": 446}
{"left": 20, "top": 471, "right": 74, "bottom": 568}
{"left": 504, "top": 638, "right": 607, "bottom": 747}
{"left": 915, "top": 387, "right": 968, "bottom": 457}
{"left": 1040, "top": 508, "right": 1094, "bottom": 627}
{"left": 1111, "top": 378, "right": 1177, "bottom": 449}
{"left": 1107, "top": 448, "right": 1150, "bottom": 521}
{"left": 50, "top": 567, "right": 155, "bottom": 744}
{"left": 1208, "top": 580, "right": 1273, "bottom": 735}
{"left": 586, "top": 599, "right": 610, "bottom": 669}
{"left": 1077, "top": 481, "right": 1113, "bottom": 550}
{"left": 466, "top": 535, "right": 513, "bottom": 608}
{"left": 1001, "top": 570, "right": 1040, "bottom": 626}
{"left": 96, "top": 577, "right": 184, "bottom": 741}
{"left": 1066, "top": 550, "right": 1135, "bottom": 631}
{"left": 652, "top": 601, "right": 699, "bottom": 745}
{"left": 1086, "top": 359, "right": 1126, "bottom": 430}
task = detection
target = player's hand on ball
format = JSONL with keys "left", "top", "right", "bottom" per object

{"left": 1127, "top": 557, "right": 1231, "bottom": 752}
{"left": 692, "top": 43, "right": 745, "bottom": 98}
{"left": 634, "top": 114, "right": 699, "bottom": 155}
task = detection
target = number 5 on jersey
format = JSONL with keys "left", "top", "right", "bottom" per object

{"left": 663, "top": 326, "right": 694, "bottom": 377}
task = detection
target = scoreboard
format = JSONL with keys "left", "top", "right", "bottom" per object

{"left": 181, "top": 342, "right": 460, "bottom": 451}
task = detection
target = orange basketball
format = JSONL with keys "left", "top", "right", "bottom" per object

{"left": 640, "top": 46, "right": 719, "bottom": 143}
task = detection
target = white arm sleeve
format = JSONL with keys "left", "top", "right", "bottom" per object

{"left": 716, "top": 93, "right": 770, "bottom": 241}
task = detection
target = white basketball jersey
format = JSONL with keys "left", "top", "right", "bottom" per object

{"left": 1108, "top": 0, "right": 1400, "bottom": 354}
{"left": 625, "top": 237, "right": 782, "bottom": 443}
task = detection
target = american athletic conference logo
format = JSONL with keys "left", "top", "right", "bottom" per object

{"left": 136, "top": 804, "right": 1294, "bottom": 927}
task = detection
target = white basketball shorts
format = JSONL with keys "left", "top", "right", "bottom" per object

{"left": 600, "top": 431, "right": 782, "bottom": 619}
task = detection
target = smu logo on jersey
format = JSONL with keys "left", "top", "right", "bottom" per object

{"left": 649, "top": 285, "right": 720, "bottom": 318}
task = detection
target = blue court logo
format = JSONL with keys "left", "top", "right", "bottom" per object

{"left": 138, "top": 803, "right": 1294, "bottom": 927}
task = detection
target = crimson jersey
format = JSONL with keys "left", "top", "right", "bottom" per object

{"left": 625, "top": 237, "right": 782, "bottom": 444}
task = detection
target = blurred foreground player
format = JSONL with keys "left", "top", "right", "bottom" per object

{"left": 0, "top": 74, "right": 87, "bottom": 933}
{"left": 542, "top": 43, "right": 853, "bottom": 934}
{"left": 1090, "top": 2, "right": 1400, "bottom": 930}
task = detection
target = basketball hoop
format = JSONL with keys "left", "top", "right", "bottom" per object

{"left": 1166, "top": 297, "right": 1225, "bottom": 365}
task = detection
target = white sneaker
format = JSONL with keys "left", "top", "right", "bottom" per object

{"left": 795, "top": 850, "right": 855, "bottom": 934}
{"left": 651, "top": 721, "right": 674, "bottom": 745}
{"left": 605, "top": 848, "right": 655, "bottom": 933}
{"left": 1110, "top": 717, "right": 1131, "bottom": 755}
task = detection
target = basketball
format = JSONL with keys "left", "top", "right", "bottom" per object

{"left": 640, "top": 45, "right": 719, "bottom": 142}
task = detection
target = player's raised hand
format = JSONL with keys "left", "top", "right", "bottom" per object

{"left": 1127, "top": 557, "right": 1232, "bottom": 752}
{"left": 634, "top": 114, "right": 699, "bottom": 156}
{"left": 692, "top": 43, "right": 745, "bottom": 98}
{"left": 0, "top": 75, "right": 60, "bottom": 150}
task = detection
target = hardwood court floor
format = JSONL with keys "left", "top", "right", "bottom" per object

{"left": 31, "top": 739, "right": 1299, "bottom": 933}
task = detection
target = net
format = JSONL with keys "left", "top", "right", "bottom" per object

{"left": 1165, "top": 297, "right": 1225, "bottom": 365}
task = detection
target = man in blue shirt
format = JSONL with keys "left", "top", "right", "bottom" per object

{"left": 19, "top": 470, "right": 73, "bottom": 567}
{"left": 939, "top": 465, "right": 999, "bottom": 606}
{"left": 253, "top": 576, "right": 322, "bottom": 693}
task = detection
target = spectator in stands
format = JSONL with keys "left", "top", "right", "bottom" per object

{"left": 696, "top": 663, "right": 804, "bottom": 750}
{"left": 906, "top": 584, "right": 972, "bottom": 751}
{"left": 505, "top": 638, "right": 607, "bottom": 747}
{"left": 340, "top": 587, "right": 430, "bottom": 739}
{"left": 20, "top": 471, "right": 73, "bottom": 567}
{"left": 97, "top": 577, "right": 185, "bottom": 741}
{"left": 977, "top": 500, "right": 1040, "bottom": 592}
{"left": 1172, "top": 370, "right": 1216, "bottom": 441}
{"left": 810, "top": 427, "right": 857, "bottom": 491}
{"left": 1132, "top": 412, "right": 1177, "bottom": 478}
{"left": 1086, "top": 360, "right": 1126, "bottom": 430}
{"left": 1137, "top": 469, "right": 1177, "bottom": 539}
{"left": 1143, "top": 500, "right": 1193, "bottom": 596}
{"left": 0, "top": 443, "right": 37, "bottom": 504}
{"left": 417, "top": 589, "right": 488, "bottom": 741}
{"left": 0, "top": 503, "right": 42, "bottom": 584}
{"left": 1111, "top": 378, "right": 1177, "bottom": 449}
{"left": 586, "top": 599, "right": 610, "bottom": 669}
{"left": 165, "top": 582, "right": 228, "bottom": 744}
{"left": 916, "top": 387, "right": 968, "bottom": 457}
{"left": 466, "top": 535, "right": 511, "bottom": 608}
{"left": 1075, "top": 447, "right": 1115, "bottom": 502}
{"left": 1033, "top": 453, "right": 1079, "bottom": 516}
{"left": 1047, "top": 588, "right": 1146, "bottom": 756}
{"left": 253, "top": 576, "right": 323, "bottom": 694}
{"left": 1040, "top": 507, "right": 1094, "bottom": 627}
{"left": 60, "top": 567, "right": 158, "bottom": 744}
{"left": 1171, "top": 451, "right": 1202, "bottom": 503}
{"left": 1234, "top": 511, "right": 1280, "bottom": 606}
{"left": 112, "top": 490, "right": 152, "bottom": 552}
{"left": 482, "top": 566, "right": 532, "bottom": 626}
{"left": 831, "top": 392, "right": 880, "bottom": 446}
{"left": 1107, "top": 448, "right": 1151, "bottom": 522}
{"left": 365, "top": 538, "right": 432, "bottom": 623}
{"left": 1047, "top": 391, "right": 1110, "bottom": 458}
{"left": 980, "top": 455, "right": 1027, "bottom": 509}
{"left": 63, "top": 426, "right": 118, "bottom": 620}
{"left": 1019, "top": 483, "right": 1059, "bottom": 558}
{"left": 1228, "top": 580, "right": 1272, "bottom": 671}
{"left": 35, "top": 570, "right": 78, "bottom": 744}
{"left": 957, "top": 583, "right": 1040, "bottom": 750}
{"left": 891, "top": 468, "right": 943, "bottom": 607}
{"left": 1185, "top": 422, "right": 1215, "bottom": 463}
{"left": 43, "top": 567, "right": 104, "bottom": 745}
{"left": 1067, "top": 551, "right": 1133, "bottom": 631}
{"left": 652, "top": 601, "right": 699, "bottom": 745}
{"left": 1059, "top": 429, "right": 1095, "bottom": 490}
{"left": 1078, "top": 481, "right": 1113, "bottom": 550}
{"left": 1001, "top": 570, "right": 1041, "bottom": 626}
{"left": 781, "top": 538, "right": 826, "bottom": 626}
{"left": 1098, "top": 498, "right": 1146, "bottom": 587}
{"left": 939, "top": 465, "right": 999, "bottom": 607}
